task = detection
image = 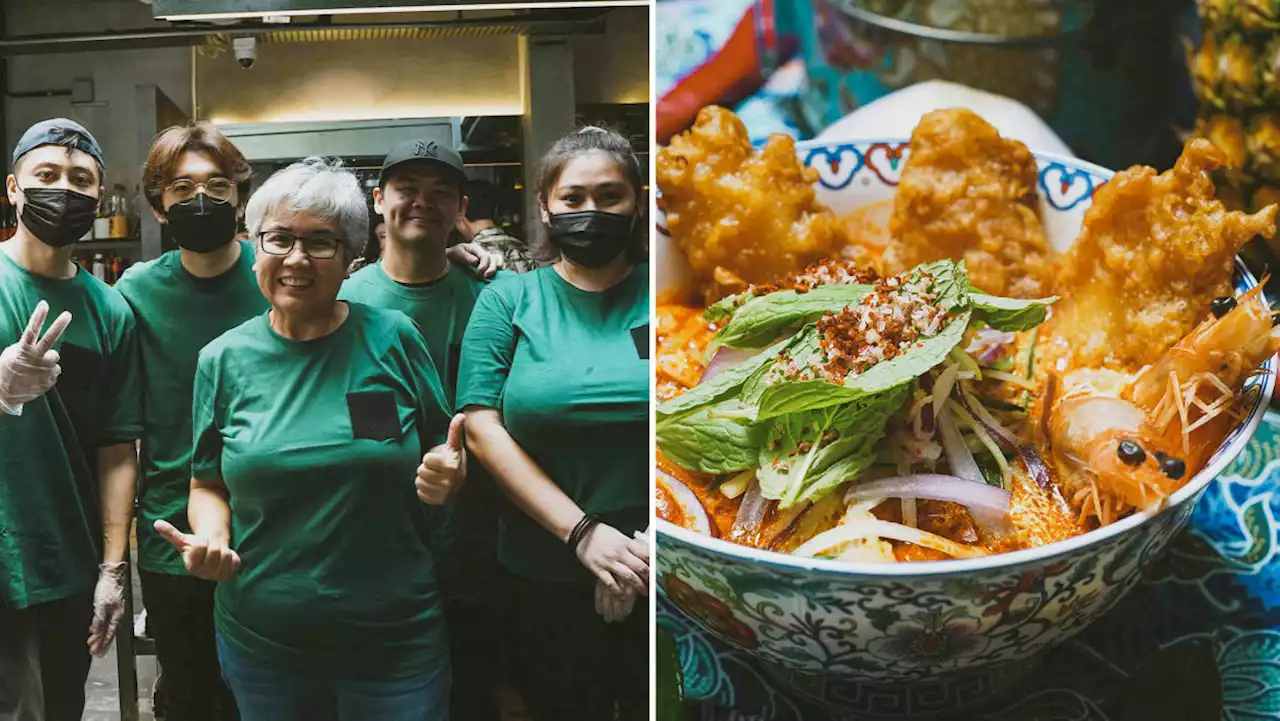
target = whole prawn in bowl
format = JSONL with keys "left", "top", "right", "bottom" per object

{"left": 652, "top": 106, "right": 1280, "bottom": 692}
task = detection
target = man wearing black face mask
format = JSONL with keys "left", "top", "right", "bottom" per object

{"left": 112, "top": 122, "right": 262, "bottom": 721}
{"left": 0, "top": 119, "right": 142, "bottom": 721}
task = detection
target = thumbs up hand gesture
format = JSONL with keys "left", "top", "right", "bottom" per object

{"left": 416, "top": 414, "right": 467, "bottom": 505}
{"left": 154, "top": 520, "right": 241, "bottom": 582}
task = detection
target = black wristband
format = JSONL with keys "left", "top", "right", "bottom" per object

{"left": 567, "top": 513, "right": 601, "bottom": 550}
{"left": 567, "top": 514, "right": 593, "bottom": 548}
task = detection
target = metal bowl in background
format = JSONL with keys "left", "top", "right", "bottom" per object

{"left": 787, "top": 0, "right": 1192, "bottom": 170}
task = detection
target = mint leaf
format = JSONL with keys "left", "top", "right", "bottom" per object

{"left": 757, "top": 385, "right": 909, "bottom": 507}
{"left": 918, "top": 259, "right": 968, "bottom": 312}
{"left": 714, "top": 284, "right": 873, "bottom": 350}
{"left": 656, "top": 400, "right": 762, "bottom": 474}
{"left": 755, "top": 310, "right": 972, "bottom": 419}
{"left": 657, "top": 340, "right": 787, "bottom": 418}
{"left": 703, "top": 293, "right": 742, "bottom": 324}
{"left": 970, "top": 293, "right": 1057, "bottom": 331}
{"left": 741, "top": 325, "right": 823, "bottom": 406}
{"left": 843, "top": 310, "right": 971, "bottom": 395}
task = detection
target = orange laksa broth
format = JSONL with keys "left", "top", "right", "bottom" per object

{"left": 654, "top": 106, "right": 1280, "bottom": 565}
{"left": 655, "top": 290, "right": 1089, "bottom": 563}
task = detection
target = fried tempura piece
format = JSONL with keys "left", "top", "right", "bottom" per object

{"left": 883, "top": 108, "right": 1053, "bottom": 298}
{"left": 656, "top": 106, "right": 846, "bottom": 297}
{"left": 1045, "top": 138, "right": 1277, "bottom": 372}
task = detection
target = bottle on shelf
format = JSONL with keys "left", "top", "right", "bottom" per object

{"left": 131, "top": 183, "right": 142, "bottom": 241}
{"left": 93, "top": 191, "right": 110, "bottom": 240}
{"left": 0, "top": 193, "right": 11, "bottom": 241}
{"left": 91, "top": 253, "right": 106, "bottom": 281}
{"left": 108, "top": 184, "right": 129, "bottom": 240}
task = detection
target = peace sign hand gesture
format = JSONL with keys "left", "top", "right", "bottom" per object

{"left": 0, "top": 301, "right": 71, "bottom": 415}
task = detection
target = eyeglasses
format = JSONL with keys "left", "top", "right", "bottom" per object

{"left": 257, "top": 230, "right": 345, "bottom": 260}
{"left": 166, "top": 177, "right": 235, "bottom": 202}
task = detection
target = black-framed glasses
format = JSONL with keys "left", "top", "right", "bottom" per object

{"left": 166, "top": 177, "right": 235, "bottom": 202}
{"left": 257, "top": 229, "right": 344, "bottom": 260}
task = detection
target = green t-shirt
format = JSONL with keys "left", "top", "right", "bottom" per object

{"left": 192, "top": 302, "right": 453, "bottom": 677}
{"left": 340, "top": 260, "right": 511, "bottom": 599}
{"left": 457, "top": 264, "right": 649, "bottom": 583}
{"left": 340, "top": 261, "right": 507, "bottom": 407}
{"left": 115, "top": 242, "right": 268, "bottom": 576}
{"left": 0, "top": 250, "right": 142, "bottom": 610}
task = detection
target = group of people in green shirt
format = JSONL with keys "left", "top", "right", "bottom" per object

{"left": 0, "top": 116, "right": 649, "bottom": 721}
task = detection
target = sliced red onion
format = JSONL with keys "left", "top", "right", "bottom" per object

{"left": 844, "top": 474, "right": 1012, "bottom": 533}
{"left": 1016, "top": 444, "right": 1053, "bottom": 491}
{"left": 959, "top": 387, "right": 1018, "bottom": 450}
{"left": 729, "top": 478, "right": 768, "bottom": 543}
{"left": 657, "top": 470, "right": 712, "bottom": 535}
{"left": 967, "top": 328, "right": 1016, "bottom": 364}
{"left": 937, "top": 406, "right": 985, "bottom": 485}
{"left": 699, "top": 347, "right": 756, "bottom": 385}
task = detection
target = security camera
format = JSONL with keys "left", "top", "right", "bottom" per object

{"left": 233, "top": 37, "right": 256, "bottom": 69}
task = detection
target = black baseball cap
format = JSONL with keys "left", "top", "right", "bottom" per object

{"left": 379, "top": 139, "right": 466, "bottom": 189}
{"left": 12, "top": 118, "right": 104, "bottom": 175}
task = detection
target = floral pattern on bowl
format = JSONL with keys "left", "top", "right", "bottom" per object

{"left": 655, "top": 140, "right": 1278, "bottom": 683}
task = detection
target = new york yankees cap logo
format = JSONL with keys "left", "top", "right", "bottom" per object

{"left": 380, "top": 137, "right": 464, "bottom": 187}
{"left": 414, "top": 141, "right": 439, "bottom": 159}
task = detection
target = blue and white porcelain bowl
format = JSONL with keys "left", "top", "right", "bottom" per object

{"left": 654, "top": 139, "right": 1277, "bottom": 687}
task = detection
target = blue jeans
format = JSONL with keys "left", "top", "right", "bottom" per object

{"left": 215, "top": 634, "right": 450, "bottom": 721}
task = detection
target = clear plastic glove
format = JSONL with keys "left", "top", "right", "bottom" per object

{"left": 595, "top": 578, "right": 638, "bottom": 623}
{"left": 154, "top": 520, "right": 242, "bottom": 582}
{"left": 0, "top": 301, "right": 71, "bottom": 416}
{"left": 416, "top": 414, "right": 467, "bottom": 505}
{"left": 87, "top": 561, "right": 127, "bottom": 656}
{"left": 446, "top": 242, "right": 503, "bottom": 279}
{"left": 575, "top": 522, "right": 649, "bottom": 596}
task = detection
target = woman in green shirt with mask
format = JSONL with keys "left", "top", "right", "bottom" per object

{"left": 156, "top": 157, "right": 466, "bottom": 721}
{"left": 459, "top": 127, "right": 650, "bottom": 721}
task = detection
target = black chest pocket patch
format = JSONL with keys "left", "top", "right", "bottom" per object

{"left": 57, "top": 343, "right": 99, "bottom": 393}
{"left": 347, "top": 391, "right": 400, "bottom": 441}
{"left": 630, "top": 324, "right": 650, "bottom": 360}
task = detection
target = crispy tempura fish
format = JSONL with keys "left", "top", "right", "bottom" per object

{"left": 1045, "top": 138, "right": 1277, "bottom": 372}
{"left": 884, "top": 108, "right": 1053, "bottom": 298}
{"left": 656, "top": 106, "right": 847, "bottom": 298}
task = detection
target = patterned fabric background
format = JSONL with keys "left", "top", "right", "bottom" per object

{"left": 659, "top": 410, "right": 1280, "bottom": 720}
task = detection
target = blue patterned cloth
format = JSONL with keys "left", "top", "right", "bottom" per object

{"left": 659, "top": 410, "right": 1280, "bottom": 720}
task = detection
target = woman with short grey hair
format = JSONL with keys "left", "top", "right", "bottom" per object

{"left": 155, "top": 156, "right": 467, "bottom": 720}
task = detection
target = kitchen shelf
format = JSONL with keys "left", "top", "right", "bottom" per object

{"left": 75, "top": 240, "right": 141, "bottom": 251}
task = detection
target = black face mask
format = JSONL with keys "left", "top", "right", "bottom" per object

{"left": 166, "top": 193, "right": 237, "bottom": 253}
{"left": 547, "top": 210, "right": 635, "bottom": 268}
{"left": 20, "top": 187, "right": 98, "bottom": 248}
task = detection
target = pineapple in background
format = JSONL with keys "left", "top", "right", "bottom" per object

{"left": 1194, "top": 1, "right": 1280, "bottom": 404}
{"left": 1190, "top": 0, "right": 1280, "bottom": 260}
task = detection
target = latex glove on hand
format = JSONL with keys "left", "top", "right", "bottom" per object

{"left": 575, "top": 522, "right": 650, "bottom": 597}
{"left": 417, "top": 414, "right": 467, "bottom": 505}
{"left": 446, "top": 242, "right": 503, "bottom": 279}
{"left": 595, "top": 578, "right": 638, "bottom": 623}
{"left": 87, "top": 561, "right": 128, "bottom": 656}
{"left": 0, "top": 301, "right": 71, "bottom": 416}
{"left": 154, "top": 520, "right": 242, "bottom": 582}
